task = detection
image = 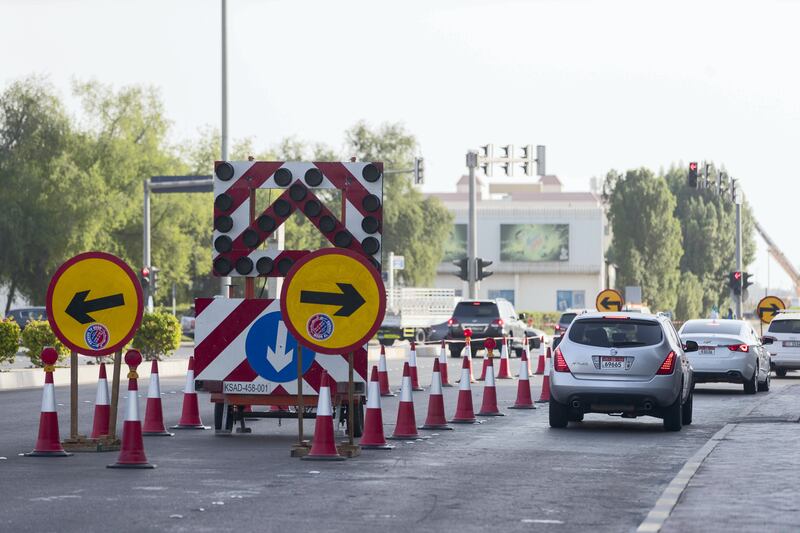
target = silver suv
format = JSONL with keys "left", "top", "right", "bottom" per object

{"left": 549, "top": 312, "right": 695, "bottom": 431}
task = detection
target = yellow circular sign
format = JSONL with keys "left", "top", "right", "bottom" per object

{"left": 757, "top": 295, "right": 786, "bottom": 324}
{"left": 596, "top": 289, "right": 624, "bottom": 312}
{"left": 46, "top": 252, "right": 143, "bottom": 355}
{"left": 280, "top": 249, "right": 386, "bottom": 354}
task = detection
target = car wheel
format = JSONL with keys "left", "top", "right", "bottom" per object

{"left": 681, "top": 392, "right": 693, "bottom": 425}
{"left": 449, "top": 345, "right": 463, "bottom": 358}
{"left": 415, "top": 329, "right": 427, "bottom": 345}
{"left": 549, "top": 398, "right": 570, "bottom": 428}
{"left": 568, "top": 411, "right": 584, "bottom": 422}
{"left": 758, "top": 371, "right": 771, "bottom": 392}
{"left": 662, "top": 394, "right": 683, "bottom": 432}
{"left": 379, "top": 339, "right": 395, "bottom": 347}
{"left": 514, "top": 348, "right": 523, "bottom": 358}
{"left": 743, "top": 368, "right": 757, "bottom": 394}
{"left": 776, "top": 368, "right": 787, "bottom": 378}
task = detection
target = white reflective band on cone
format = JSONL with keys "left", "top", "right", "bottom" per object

{"left": 540, "top": 339, "right": 546, "bottom": 356}
{"left": 465, "top": 344, "right": 472, "bottom": 358}
{"left": 430, "top": 371, "right": 442, "bottom": 395}
{"left": 400, "top": 376, "right": 413, "bottom": 402}
{"left": 485, "top": 365, "right": 495, "bottom": 387}
{"left": 520, "top": 357, "right": 529, "bottom": 380}
{"left": 147, "top": 373, "right": 161, "bottom": 399}
{"left": 439, "top": 346, "right": 447, "bottom": 364}
{"left": 501, "top": 343, "right": 508, "bottom": 359}
{"left": 378, "top": 353, "right": 387, "bottom": 372}
{"left": 544, "top": 355, "right": 551, "bottom": 373}
{"left": 41, "top": 383, "right": 56, "bottom": 413}
{"left": 126, "top": 388, "right": 139, "bottom": 421}
{"left": 184, "top": 370, "right": 195, "bottom": 394}
{"left": 317, "top": 385, "right": 333, "bottom": 417}
{"left": 459, "top": 369, "right": 471, "bottom": 391}
{"left": 367, "top": 379, "right": 381, "bottom": 409}
{"left": 408, "top": 348, "right": 417, "bottom": 367}
{"left": 95, "top": 378, "right": 109, "bottom": 405}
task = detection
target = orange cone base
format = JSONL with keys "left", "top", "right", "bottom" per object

{"left": 27, "top": 412, "right": 71, "bottom": 457}
{"left": 497, "top": 361, "right": 512, "bottom": 379}
{"left": 172, "top": 393, "right": 208, "bottom": 429}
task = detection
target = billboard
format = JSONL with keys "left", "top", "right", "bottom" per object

{"left": 500, "top": 224, "right": 569, "bottom": 262}
{"left": 442, "top": 224, "right": 467, "bottom": 261}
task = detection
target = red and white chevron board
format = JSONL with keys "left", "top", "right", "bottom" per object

{"left": 212, "top": 161, "right": 383, "bottom": 278}
{"left": 193, "top": 297, "right": 367, "bottom": 395}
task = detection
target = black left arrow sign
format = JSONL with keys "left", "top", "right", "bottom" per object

{"left": 601, "top": 297, "right": 622, "bottom": 311}
{"left": 66, "top": 290, "right": 125, "bottom": 324}
{"left": 300, "top": 283, "right": 365, "bottom": 317}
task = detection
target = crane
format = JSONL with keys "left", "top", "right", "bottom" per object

{"left": 753, "top": 219, "right": 800, "bottom": 297}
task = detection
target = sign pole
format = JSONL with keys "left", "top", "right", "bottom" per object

{"left": 348, "top": 350, "right": 354, "bottom": 446}
{"left": 70, "top": 350, "right": 78, "bottom": 440}
{"left": 108, "top": 349, "right": 122, "bottom": 439}
{"left": 297, "top": 344, "right": 304, "bottom": 446}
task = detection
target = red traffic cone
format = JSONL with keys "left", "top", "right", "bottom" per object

{"left": 408, "top": 342, "right": 423, "bottom": 391}
{"left": 509, "top": 351, "right": 536, "bottom": 410}
{"left": 26, "top": 348, "right": 71, "bottom": 457}
{"left": 478, "top": 358, "right": 504, "bottom": 416}
{"left": 536, "top": 348, "right": 552, "bottom": 403}
{"left": 388, "top": 363, "right": 427, "bottom": 439}
{"left": 90, "top": 362, "right": 110, "bottom": 439}
{"left": 534, "top": 337, "right": 546, "bottom": 375}
{"left": 497, "top": 337, "right": 512, "bottom": 379}
{"left": 438, "top": 341, "right": 452, "bottom": 387}
{"left": 450, "top": 357, "right": 478, "bottom": 424}
{"left": 172, "top": 357, "right": 208, "bottom": 430}
{"left": 478, "top": 348, "right": 489, "bottom": 381}
{"left": 378, "top": 345, "right": 395, "bottom": 397}
{"left": 360, "top": 366, "right": 393, "bottom": 449}
{"left": 302, "top": 371, "right": 346, "bottom": 460}
{"left": 108, "top": 350, "right": 155, "bottom": 469}
{"left": 458, "top": 340, "right": 475, "bottom": 383}
{"left": 143, "top": 360, "right": 173, "bottom": 436}
{"left": 421, "top": 359, "right": 452, "bottom": 430}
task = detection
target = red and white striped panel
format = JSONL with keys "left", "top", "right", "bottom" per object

{"left": 193, "top": 298, "right": 367, "bottom": 395}
{"left": 212, "top": 161, "right": 383, "bottom": 278}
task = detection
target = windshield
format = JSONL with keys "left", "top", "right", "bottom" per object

{"left": 453, "top": 302, "right": 499, "bottom": 319}
{"left": 768, "top": 319, "right": 800, "bottom": 334}
{"left": 680, "top": 321, "right": 743, "bottom": 335}
{"left": 559, "top": 313, "right": 577, "bottom": 325}
{"left": 568, "top": 318, "right": 663, "bottom": 347}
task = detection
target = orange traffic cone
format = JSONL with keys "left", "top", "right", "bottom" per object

{"left": 108, "top": 350, "right": 155, "bottom": 469}
{"left": 26, "top": 348, "right": 71, "bottom": 457}
{"left": 450, "top": 356, "right": 478, "bottom": 424}
{"left": 378, "top": 345, "right": 395, "bottom": 397}
{"left": 478, "top": 358, "right": 504, "bottom": 416}
{"left": 438, "top": 341, "right": 452, "bottom": 387}
{"left": 497, "top": 336, "right": 512, "bottom": 379}
{"left": 408, "top": 342, "right": 423, "bottom": 391}
{"left": 509, "top": 351, "right": 536, "bottom": 410}
{"left": 421, "top": 359, "right": 452, "bottom": 430}
{"left": 360, "top": 366, "right": 393, "bottom": 449}
{"left": 536, "top": 348, "right": 552, "bottom": 403}
{"left": 143, "top": 360, "right": 173, "bottom": 436}
{"left": 388, "top": 363, "right": 426, "bottom": 439}
{"left": 172, "top": 357, "right": 208, "bottom": 430}
{"left": 534, "top": 337, "right": 546, "bottom": 375}
{"left": 303, "top": 371, "right": 346, "bottom": 460}
{"left": 90, "top": 362, "right": 110, "bottom": 439}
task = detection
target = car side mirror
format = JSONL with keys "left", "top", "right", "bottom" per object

{"left": 683, "top": 340, "right": 699, "bottom": 353}
{"left": 518, "top": 313, "right": 526, "bottom": 320}
{"left": 762, "top": 336, "right": 775, "bottom": 345}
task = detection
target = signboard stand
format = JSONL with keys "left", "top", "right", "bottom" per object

{"left": 336, "top": 350, "right": 361, "bottom": 458}
{"left": 290, "top": 345, "right": 311, "bottom": 457}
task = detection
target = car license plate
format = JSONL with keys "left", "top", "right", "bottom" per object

{"left": 600, "top": 356, "right": 625, "bottom": 370}
{"left": 783, "top": 341, "right": 800, "bottom": 347}
{"left": 699, "top": 346, "right": 715, "bottom": 355}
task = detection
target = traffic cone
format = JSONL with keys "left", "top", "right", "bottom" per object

{"left": 108, "top": 350, "right": 155, "bottom": 468}
{"left": 497, "top": 336, "right": 512, "bottom": 379}
{"left": 518, "top": 338, "right": 532, "bottom": 377}
{"left": 360, "top": 366, "right": 393, "bottom": 450}
{"left": 478, "top": 347, "right": 489, "bottom": 381}
{"left": 450, "top": 357, "right": 478, "bottom": 424}
{"left": 388, "top": 363, "right": 425, "bottom": 439}
{"left": 458, "top": 340, "right": 475, "bottom": 383}
{"left": 420, "top": 359, "right": 452, "bottom": 430}
{"left": 378, "top": 345, "right": 395, "bottom": 397}
{"left": 26, "top": 348, "right": 71, "bottom": 457}
{"left": 143, "top": 360, "right": 173, "bottom": 436}
{"left": 172, "top": 357, "right": 208, "bottom": 430}
{"left": 438, "top": 341, "right": 452, "bottom": 387}
{"left": 408, "top": 342, "right": 423, "bottom": 391}
{"left": 534, "top": 337, "right": 546, "bottom": 375}
{"left": 536, "top": 348, "right": 552, "bottom": 403}
{"left": 509, "top": 351, "right": 536, "bottom": 410}
{"left": 478, "top": 358, "right": 504, "bottom": 416}
{"left": 90, "top": 362, "right": 110, "bottom": 439}
{"left": 303, "top": 371, "right": 346, "bottom": 460}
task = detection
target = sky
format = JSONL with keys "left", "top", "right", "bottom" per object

{"left": 2, "top": 0, "right": 798, "bottom": 292}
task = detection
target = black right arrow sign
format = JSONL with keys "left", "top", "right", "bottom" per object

{"left": 300, "top": 283, "right": 366, "bottom": 317}
{"left": 758, "top": 303, "right": 781, "bottom": 319}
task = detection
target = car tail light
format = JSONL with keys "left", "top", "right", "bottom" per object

{"left": 727, "top": 344, "right": 748, "bottom": 352}
{"left": 554, "top": 347, "right": 570, "bottom": 372}
{"left": 657, "top": 350, "right": 676, "bottom": 375}
{"left": 491, "top": 318, "right": 504, "bottom": 327}
{"left": 447, "top": 318, "right": 459, "bottom": 326}
{"left": 603, "top": 315, "right": 630, "bottom": 320}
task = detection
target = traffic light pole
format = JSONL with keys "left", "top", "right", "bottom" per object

{"left": 735, "top": 197, "right": 743, "bottom": 318}
{"left": 466, "top": 151, "right": 479, "bottom": 299}
{"left": 143, "top": 180, "right": 153, "bottom": 312}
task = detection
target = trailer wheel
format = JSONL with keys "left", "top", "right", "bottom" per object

{"left": 340, "top": 399, "right": 365, "bottom": 438}
{"left": 379, "top": 338, "right": 395, "bottom": 347}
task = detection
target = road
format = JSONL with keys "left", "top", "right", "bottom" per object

{"left": 0, "top": 352, "right": 789, "bottom": 532}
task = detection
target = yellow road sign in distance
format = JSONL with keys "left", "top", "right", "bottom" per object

{"left": 46, "top": 252, "right": 143, "bottom": 356}
{"left": 757, "top": 295, "right": 786, "bottom": 324}
{"left": 596, "top": 289, "right": 624, "bottom": 312}
{"left": 280, "top": 249, "right": 386, "bottom": 354}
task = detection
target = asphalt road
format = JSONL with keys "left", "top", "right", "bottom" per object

{"left": 0, "top": 354, "right": 790, "bottom": 533}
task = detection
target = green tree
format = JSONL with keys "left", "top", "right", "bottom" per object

{"left": 606, "top": 168, "right": 683, "bottom": 311}
{"left": 674, "top": 271, "right": 703, "bottom": 321}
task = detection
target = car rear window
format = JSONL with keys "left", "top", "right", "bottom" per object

{"left": 681, "top": 321, "right": 743, "bottom": 335}
{"left": 559, "top": 313, "right": 577, "bottom": 325}
{"left": 568, "top": 318, "right": 663, "bottom": 347}
{"left": 768, "top": 319, "right": 800, "bottom": 334}
{"left": 453, "top": 302, "right": 499, "bottom": 319}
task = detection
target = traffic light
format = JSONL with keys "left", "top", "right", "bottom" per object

{"left": 413, "top": 157, "right": 424, "bottom": 185}
{"left": 730, "top": 178, "right": 737, "bottom": 202}
{"left": 453, "top": 258, "right": 468, "bottom": 281}
{"left": 151, "top": 266, "right": 160, "bottom": 294}
{"left": 500, "top": 145, "right": 514, "bottom": 176}
{"left": 520, "top": 144, "right": 534, "bottom": 177}
{"left": 476, "top": 258, "right": 493, "bottom": 281}
{"left": 688, "top": 162, "right": 698, "bottom": 188}
{"left": 479, "top": 144, "right": 493, "bottom": 176}
{"left": 742, "top": 272, "right": 753, "bottom": 292}
{"left": 536, "top": 145, "right": 546, "bottom": 176}
{"left": 728, "top": 271, "right": 743, "bottom": 295}
{"left": 140, "top": 267, "right": 150, "bottom": 290}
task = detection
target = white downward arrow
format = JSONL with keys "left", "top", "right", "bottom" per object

{"left": 267, "top": 320, "right": 294, "bottom": 372}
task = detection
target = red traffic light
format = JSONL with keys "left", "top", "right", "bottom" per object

{"left": 734, "top": 271, "right": 742, "bottom": 280}
{"left": 689, "top": 162, "right": 698, "bottom": 172}
{"left": 141, "top": 267, "right": 150, "bottom": 278}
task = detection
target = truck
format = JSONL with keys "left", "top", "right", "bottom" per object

{"left": 376, "top": 288, "right": 459, "bottom": 346}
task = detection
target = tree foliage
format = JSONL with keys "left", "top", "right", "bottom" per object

{"left": 132, "top": 310, "right": 182, "bottom": 361}
{"left": 674, "top": 271, "right": 703, "bottom": 322}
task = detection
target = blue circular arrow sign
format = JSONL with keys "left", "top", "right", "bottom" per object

{"left": 245, "top": 311, "right": 316, "bottom": 382}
